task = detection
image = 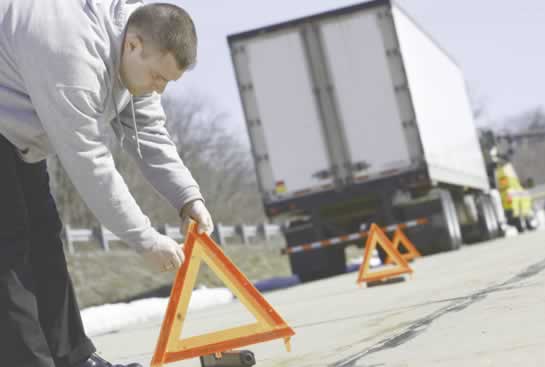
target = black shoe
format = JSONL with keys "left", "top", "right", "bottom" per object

{"left": 76, "top": 353, "right": 143, "bottom": 367}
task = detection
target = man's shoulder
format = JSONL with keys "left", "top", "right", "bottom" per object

{"left": 14, "top": 0, "right": 115, "bottom": 85}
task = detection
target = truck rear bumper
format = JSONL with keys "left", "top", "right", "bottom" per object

{"left": 265, "top": 168, "right": 430, "bottom": 217}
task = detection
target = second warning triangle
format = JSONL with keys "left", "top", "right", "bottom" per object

{"left": 357, "top": 224, "right": 413, "bottom": 286}
{"left": 384, "top": 227, "right": 422, "bottom": 264}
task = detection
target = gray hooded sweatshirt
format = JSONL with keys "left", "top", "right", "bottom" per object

{"left": 0, "top": 0, "right": 203, "bottom": 250}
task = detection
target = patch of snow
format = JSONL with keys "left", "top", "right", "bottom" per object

{"left": 81, "top": 286, "right": 233, "bottom": 337}
{"left": 504, "top": 225, "right": 519, "bottom": 237}
{"left": 536, "top": 209, "right": 545, "bottom": 230}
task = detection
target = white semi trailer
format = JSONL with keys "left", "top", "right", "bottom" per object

{"left": 228, "top": 0, "right": 502, "bottom": 282}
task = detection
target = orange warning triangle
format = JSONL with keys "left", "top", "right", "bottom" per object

{"left": 384, "top": 227, "right": 422, "bottom": 264}
{"left": 357, "top": 224, "right": 413, "bottom": 285}
{"left": 151, "top": 221, "right": 295, "bottom": 367}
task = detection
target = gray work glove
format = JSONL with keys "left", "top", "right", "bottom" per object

{"left": 180, "top": 199, "right": 214, "bottom": 236}
{"left": 141, "top": 234, "right": 184, "bottom": 272}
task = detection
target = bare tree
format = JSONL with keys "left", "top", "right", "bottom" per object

{"left": 467, "top": 85, "right": 490, "bottom": 128}
{"left": 498, "top": 107, "right": 545, "bottom": 185}
{"left": 162, "top": 93, "right": 265, "bottom": 224}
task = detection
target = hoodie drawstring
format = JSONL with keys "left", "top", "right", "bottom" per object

{"left": 112, "top": 91, "right": 143, "bottom": 159}
{"left": 130, "top": 96, "right": 143, "bottom": 158}
{"left": 112, "top": 93, "right": 125, "bottom": 147}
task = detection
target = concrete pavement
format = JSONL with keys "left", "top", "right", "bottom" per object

{"left": 93, "top": 230, "right": 545, "bottom": 367}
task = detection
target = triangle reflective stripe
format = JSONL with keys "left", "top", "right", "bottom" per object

{"left": 357, "top": 224, "right": 413, "bottom": 285}
{"left": 384, "top": 228, "right": 422, "bottom": 264}
{"left": 151, "top": 221, "right": 294, "bottom": 367}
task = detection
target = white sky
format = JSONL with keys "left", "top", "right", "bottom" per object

{"left": 153, "top": 0, "right": 545, "bottom": 137}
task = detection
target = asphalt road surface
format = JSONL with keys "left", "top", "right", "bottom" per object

{"left": 93, "top": 230, "right": 545, "bottom": 367}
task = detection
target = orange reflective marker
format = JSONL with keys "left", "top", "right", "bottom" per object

{"left": 151, "top": 221, "right": 295, "bottom": 367}
{"left": 384, "top": 228, "right": 422, "bottom": 264}
{"left": 357, "top": 224, "right": 413, "bottom": 286}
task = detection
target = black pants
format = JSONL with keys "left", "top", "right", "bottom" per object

{"left": 0, "top": 135, "right": 95, "bottom": 367}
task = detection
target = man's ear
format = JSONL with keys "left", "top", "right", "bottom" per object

{"left": 125, "top": 32, "right": 143, "bottom": 54}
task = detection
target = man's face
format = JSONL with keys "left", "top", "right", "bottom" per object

{"left": 120, "top": 32, "right": 185, "bottom": 96}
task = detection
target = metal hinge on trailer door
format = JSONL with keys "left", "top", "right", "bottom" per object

{"left": 312, "top": 169, "right": 333, "bottom": 180}
{"left": 385, "top": 48, "right": 400, "bottom": 57}
{"left": 254, "top": 154, "right": 269, "bottom": 163}
{"left": 350, "top": 161, "right": 370, "bottom": 172}
{"left": 394, "top": 82, "right": 409, "bottom": 93}
{"left": 376, "top": 9, "right": 393, "bottom": 20}
{"left": 402, "top": 119, "right": 416, "bottom": 128}
{"left": 239, "top": 83, "right": 254, "bottom": 92}
{"left": 230, "top": 45, "right": 246, "bottom": 56}
{"left": 247, "top": 119, "right": 261, "bottom": 128}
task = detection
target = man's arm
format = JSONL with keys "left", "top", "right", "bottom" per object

{"left": 19, "top": 55, "right": 167, "bottom": 254}
{"left": 115, "top": 93, "right": 213, "bottom": 234}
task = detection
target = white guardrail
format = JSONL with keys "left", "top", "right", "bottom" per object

{"left": 529, "top": 184, "right": 545, "bottom": 200}
{"left": 63, "top": 223, "right": 283, "bottom": 254}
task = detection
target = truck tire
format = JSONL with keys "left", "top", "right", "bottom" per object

{"left": 402, "top": 189, "right": 461, "bottom": 254}
{"left": 483, "top": 195, "right": 501, "bottom": 238}
{"left": 477, "top": 194, "right": 500, "bottom": 241}
{"left": 436, "top": 189, "right": 462, "bottom": 251}
{"left": 284, "top": 221, "right": 346, "bottom": 283}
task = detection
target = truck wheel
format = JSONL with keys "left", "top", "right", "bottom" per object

{"left": 477, "top": 194, "right": 500, "bottom": 241}
{"left": 284, "top": 221, "right": 346, "bottom": 283}
{"left": 436, "top": 189, "right": 462, "bottom": 251}
{"left": 288, "top": 246, "right": 346, "bottom": 282}
{"left": 483, "top": 195, "right": 501, "bottom": 238}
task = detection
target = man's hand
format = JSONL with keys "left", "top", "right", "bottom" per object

{"left": 180, "top": 199, "right": 214, "bottom": 236}
{"left": 142, "top": 234, "right": 184, "bottom": 272}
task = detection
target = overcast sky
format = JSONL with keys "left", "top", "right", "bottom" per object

{"left": 153, "top": 0, "right": 545, "bottom": 137}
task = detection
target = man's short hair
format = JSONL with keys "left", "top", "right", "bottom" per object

{"left": 127, "top": 3, "right": 197, "bottom": 70}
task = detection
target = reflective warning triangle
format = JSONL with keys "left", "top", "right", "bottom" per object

{"left": 384, "top": 228, "right": 422, "bottom": 264}
{"left": 357, "top": 224, "right": 413, "bottom": 285}
{"left": 151, "top": 221, "right": 294, "bottom": 367}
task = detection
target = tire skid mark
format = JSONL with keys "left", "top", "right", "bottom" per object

{"left": 331, "top": 258, "right": 545, "bottom": 367}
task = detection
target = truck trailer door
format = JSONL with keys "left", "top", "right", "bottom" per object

{"left": 243, "top": 31, "right": 335, "bottom": 197}
{"left": 318, "top": 10, "right": 413, "bottom": 181}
